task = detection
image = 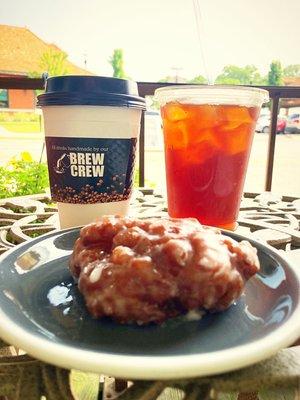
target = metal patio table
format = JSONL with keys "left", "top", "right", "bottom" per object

{"left": 0, "top": 189, "right": 299, "bottom": 400}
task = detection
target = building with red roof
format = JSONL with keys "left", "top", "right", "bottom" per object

{"left": 0, "top": 25, "right": 93, "bottom": 109}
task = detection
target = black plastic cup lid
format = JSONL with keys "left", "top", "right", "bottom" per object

{"left": 37, "top": 75, "right": 146, "bottom": 109}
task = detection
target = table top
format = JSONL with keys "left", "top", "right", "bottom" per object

{"left": 0, "top": 189, "right": 299, "bottom": 400}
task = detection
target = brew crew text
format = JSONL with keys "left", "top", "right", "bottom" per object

{"left": 69, "top": 152, "right": 105, "bottom": 177}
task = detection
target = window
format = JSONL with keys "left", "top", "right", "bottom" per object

{"left": 0, "top": 89, "right": 8, "bottom": 108}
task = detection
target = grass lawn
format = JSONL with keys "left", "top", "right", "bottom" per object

{"left": 0, "top": 121, "right": 41, "bottom": 133}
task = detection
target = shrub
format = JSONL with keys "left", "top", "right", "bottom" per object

{"left": 0, "top": 152, "right": 49, "bottom": 199}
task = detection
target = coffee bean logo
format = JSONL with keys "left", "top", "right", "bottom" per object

{"left": 54, "top": 153, "right": 70, "bottom": 174}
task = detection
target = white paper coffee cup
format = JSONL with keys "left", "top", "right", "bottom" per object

{"left": 38, "top": 76, "right": 145, "bottom": 228}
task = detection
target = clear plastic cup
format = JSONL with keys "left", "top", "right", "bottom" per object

{"left": 155, "top": 85, "right": 269, "bottom": 230}
{"left": 38, "top": 76, "right": 145, "bottom": 228}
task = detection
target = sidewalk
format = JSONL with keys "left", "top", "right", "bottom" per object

{"left": 0, "top": 127, "right": 43, "bottom": 140}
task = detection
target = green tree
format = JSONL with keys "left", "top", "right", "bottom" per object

{"left": 189, "top": 75, "right": 208, "bottom": 84}
{"left": 283, "top": 64, "right": 300, "bottom": 78}
{"left": 215, "top": 65, "right": 266, "bottom": 85}
{"left": 109, "top": 49, "right": 126, "bottom": 78}
{"left": 30, "top": 49, "right": 69, "bottom": 77}
{"left": 268, "top": 60, "right": 283, "bottom": 85}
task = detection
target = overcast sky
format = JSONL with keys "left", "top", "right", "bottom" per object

{"left": 1, "top": 0, "right": 299, "bottom": 81}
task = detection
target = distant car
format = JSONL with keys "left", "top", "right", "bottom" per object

{"left": 285, "top": 113, "right": 300, "bottom": 134}
{"left": 144, "top": 110, "right": 163, "bottom": 149}
{"left": 145, "top": 110, "right": 160, "bottom": 117}
{"left": 255, "top": 115, "right": 270, "bottom": 133}
{"left": 255, "top": 115, "right": 286, "bottom": 134}
{"left": 277, "top": 117, "right": 287, "bottom": 134}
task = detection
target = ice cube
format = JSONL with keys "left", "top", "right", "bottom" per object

{"left": 165, "top": 103, "right": 187, "bottom": 122}
{"left": 219, "top": 123, "right": 252, "bottom": 155}
{"left": 163, "top": 119, "right": 188, "bottom": 149}
{"left": 223, "top": 106, "right": 253, "bottom": 124}
{"left": 221, "top": 121, "right": 244, "bottom": 131}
